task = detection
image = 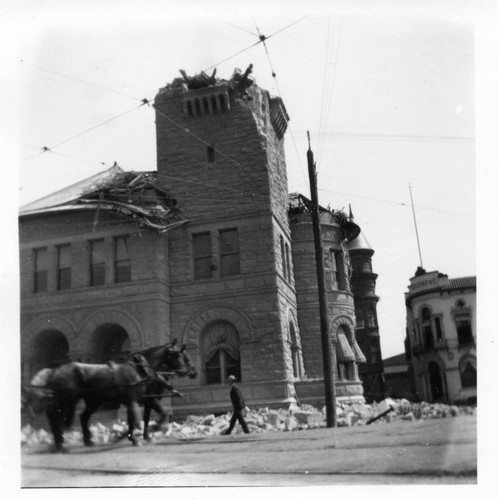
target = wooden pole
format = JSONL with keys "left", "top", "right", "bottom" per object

{"left": 307, "top": 131, "right": 337, "bottom": 428}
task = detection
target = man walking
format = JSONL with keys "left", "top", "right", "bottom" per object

{"left": 224, "top": 375, "right": 250, "bottom": 435}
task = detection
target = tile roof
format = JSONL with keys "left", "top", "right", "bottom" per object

{"left": 443, "top": 276, "right": 476, "bottom": 290}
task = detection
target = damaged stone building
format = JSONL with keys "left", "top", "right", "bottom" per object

{"left": 20, "top": 67, "right": 380, "bottom": 415}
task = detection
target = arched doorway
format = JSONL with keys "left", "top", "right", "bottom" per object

{"left": 88, "top": 323, "right": 131, "bottom": 363}
{"left": 428, "top": 361, "right": 444, "bottom": 402}
{"left": 31, "top": 329, "right": 70, "bottom": 373}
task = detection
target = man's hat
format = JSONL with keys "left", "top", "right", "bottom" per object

{"left": 227, "top": 375, "right": 237, "bottom": 381}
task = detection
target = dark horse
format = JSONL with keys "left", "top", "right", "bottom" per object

{"left": 27, "top": 342, "right": 196, "bottom": 451}
{"left": 135, "top": 341, "right": 197, "bottom": 440}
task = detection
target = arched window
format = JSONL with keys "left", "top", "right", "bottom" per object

{"left": 202, "top": 321, "right": 241, "bottom": 384}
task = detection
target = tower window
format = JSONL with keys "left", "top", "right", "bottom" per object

{"left": 219, "top": 94, "right": 226, "bottom": 113}
{"left": 220, "top": 228, "right": 240, "bottom": 277}
{"left": 330, "top": 250, "right": 346, "bottom": 290}
{"left": 285, "top": 242, "right": 291, "bottom": 282}
{"left": 193, "top": 232, "right": 213, "bottom": 280}
{"left": 207, "top": 146, "right": 215, "bottom": 163}
{"left": 280, "top": 235, "right": 287, "bottom": 280}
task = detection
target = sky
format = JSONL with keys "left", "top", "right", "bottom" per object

{"left": 3, "top": 0, "right": 493, "bottom": 361}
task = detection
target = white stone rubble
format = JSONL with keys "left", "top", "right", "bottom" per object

{"left": 21, "top": 398, "right": 476, "bottom": 446}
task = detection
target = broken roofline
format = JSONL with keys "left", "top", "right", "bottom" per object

{"left": 19, "top": 166, "right": 186, "bottom": 233}
{"left": 288, "top": 192, "right": 361, "bottom": 242}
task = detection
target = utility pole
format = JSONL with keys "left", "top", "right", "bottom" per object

{"left": 307, "top": 131, "right": 337, "bottom": 428}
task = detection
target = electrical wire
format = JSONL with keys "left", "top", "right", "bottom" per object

{"left": 21, "top": 103, "right": 148, "bottom": 163}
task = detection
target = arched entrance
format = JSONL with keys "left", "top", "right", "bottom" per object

{"left": 88, "top": 323, "right": 131, "bottom": 363}
{"left": 30, "top": 329, "right": 70, "bottom": 376}
{"left": 428, "top": 361, "right": 444, "bottom": 402}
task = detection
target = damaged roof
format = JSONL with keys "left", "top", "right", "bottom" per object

{"left": 19, "top": 165, "right": 186, "bottom": 233}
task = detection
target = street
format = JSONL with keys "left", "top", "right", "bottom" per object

{"left": 21, "top": 414, "right": 477, "bottom": 487}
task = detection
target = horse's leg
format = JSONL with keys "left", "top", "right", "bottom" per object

{"left": 143, "top": 398, "right": 165, "bottom": 441}
{"left": 46, "top": 405, "right": 64, "bottom": 452}
{"left": 143, "top": 400, "right": 152, "bottom": 441}
{"left": 152, "top": 399, "right": 167, "bottom": 428}
{"left": 80, "top": 399, "right": 100, "bottom": 446}
{"left": 126, "top": 400, "right": 142, "bottom": 446}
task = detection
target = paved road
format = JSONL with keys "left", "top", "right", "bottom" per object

{"left": 21, "top": 414, "right": 477, "bottom": 487}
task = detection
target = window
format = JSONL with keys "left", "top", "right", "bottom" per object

{"left": 56, "top": 244, "right": 71, "bottom": 290}
{"left": 370, "top": 339, "right": 381, "bottom": 363}
{"left": 89, "top": 239, "right": 106, "bottom": 286}
{"left": 367, "top": 307, "right": 376, "bottom": 328}
{"left": 207, "top": 146, "right": 215, "bottom": 163}
{"left": 337, "top": 362, "right": 355, "bottom": 381}
{"left": 330, "top": 250, "right": 346, "bottom": 290}
{"left": 289, "top": 322, "right": 301, "bottom": 379}
{"left": 33, "top": 247, "right": 48, "bottom": 293}
{"left": 220, "top": 228, "right": 240, "bottom": 277}
{"left": 457, "top": 320, "right": 474, "bottom": 346}
{"left": 202, "top": 321, "right": 241, "bottom": 384}
{"left": 205, "top": 349, "right": 240, "bottom": 385}
{"left": 460, "top": 358, "right": 476, "bottom": 388}
{"left": 421, "top": 307, "right": 434, "bottom": 349}
{"left": 356, "top": 309, "right": 365, "bottom": 329}
{"left": 285, "top": 242, "right": 291, "bottom": 282}
{"left": 452, "top": 300, "right": 474, "bottom": 347}
{"left": 114, "top": 236, "right": 131, "bottom": 283}
{"left": 435, "top": 317, "right": 443, "bottom": 342}
{"left": 280, "top": 235, "right": 287, "bottom": 280}
{"left": 193, "top": 232, "right": 212, "bottom": 280}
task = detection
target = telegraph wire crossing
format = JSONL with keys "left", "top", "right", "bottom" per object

{"left": 19, "top": 17, "right": 472, "bottom": 220}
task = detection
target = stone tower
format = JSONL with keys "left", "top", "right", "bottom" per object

{"left": 348, "top": 207, "right": 385, "bottom": 402}
{"left": 154, "top": 67, "right": 303, "bottom": 412}
{"left": 290, "top": 195, "right": 366, "bottom": 404}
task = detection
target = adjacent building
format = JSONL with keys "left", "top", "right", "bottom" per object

{"left": 404, "top": 267, "right": 476, "bottom": 404}
{"left": 20, "top": 67, "right": 368, "bottom": 416}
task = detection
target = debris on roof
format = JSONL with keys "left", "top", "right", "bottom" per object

{"left": 19, "top": 165, "right": 187, "bottom": 233}
{"left": 288, "top": 192, "right": 361, "bottom": 242}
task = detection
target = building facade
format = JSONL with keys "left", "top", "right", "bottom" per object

{"left": 20, "top": 68, "right": 367, "bottom": 416}
{"left": 404, "top": 267, "right": 476, "bottom": 404}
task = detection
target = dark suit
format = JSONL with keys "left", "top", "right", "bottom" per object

{"left": 226, "top": 384, "right": 249, "bottom": 434}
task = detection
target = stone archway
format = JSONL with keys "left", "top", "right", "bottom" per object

{"left": 87, "top": 323, "right": 131, "bottom": 363}
{"left": 79, "top": 308, "right": 144, "bottom": 354}
{"left": 30, "top": 329, "right": 70, "bottom": 371}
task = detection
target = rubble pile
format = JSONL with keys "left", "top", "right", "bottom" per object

{"left": 21, "top": 398, "right": 476, "bottom": 446}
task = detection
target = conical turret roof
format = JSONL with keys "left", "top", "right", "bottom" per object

{"left": 347, "top": 205, "right": 373, "bottom": 252}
